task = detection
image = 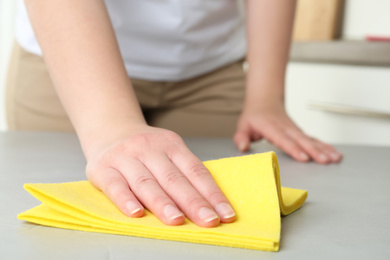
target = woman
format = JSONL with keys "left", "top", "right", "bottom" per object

{"left": 6, "top": 0, "right": 342, "bottom": 227}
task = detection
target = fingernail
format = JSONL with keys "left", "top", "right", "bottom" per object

{"left": 330, "top": 152, "right": 341, "bottom": 161}
{"left": 198, "top": 207, "right": 219, "bottom": 223}
{"left": 318, "top": 153, "right": 328, "bottom": 162}
{"left": 239, "top": 142, "right": 246, "bottom": 152}
{"left": 299, "top": 152, "right": 309, "bottom": 161}
{"left": 164, "top": 204, "right": 184, "bottom": 221}
{"left": 215, "top": 203, "right": 235, "bottom": 220}
{"left": 126, "top": 201, "right": 142, "bottom": 216}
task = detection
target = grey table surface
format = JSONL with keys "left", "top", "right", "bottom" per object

{"left": 1, "top": 132, "right": 389, "bottom": 260}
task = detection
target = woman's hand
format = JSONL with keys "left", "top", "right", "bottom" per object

{"left": 239, "top": 0, "right": 343, "bottom": 163}
{"left": 86, "top": 124, "right": 236, "bottom": 227}
{"left": 234, "top": 102, "right": 343, "bottom": 164}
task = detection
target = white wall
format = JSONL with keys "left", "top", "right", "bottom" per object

{"left": 0, "top": 0, "right": 18, "bottom": 131}
{"left": 342, "top": 0, "right": 390, "bottom": 39}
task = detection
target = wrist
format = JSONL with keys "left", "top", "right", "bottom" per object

{"left": 77, "top": 117, "right": 148, "bottom": 161}
{"left": 244, "top": 76, "right": 285, "bottom": 110}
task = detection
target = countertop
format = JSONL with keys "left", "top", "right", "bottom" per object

{"left": 290, "top": 40, "right": 390, "bottom": 67}
{"left": 1, "top": 132, "right": 389, "bottom": 259}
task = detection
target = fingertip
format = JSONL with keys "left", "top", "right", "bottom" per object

{"left": 233, "top": 131, "right": 249, "bottom": 152}
{"left": 220, "top": 215, "right": 236, "bottom": 223}
{"left": 199, "top": 216, "right": 220, "bottom": 228}
{"left": 234, "top": 136, "right": 249, "bottom": 152}
{"left": 308, "top": 153, "right": 334, "bottom": 164}
{"left": 297, "top": 152, "right": 310, "bottom": 162}
{"left": 163, "top": 204, "right": 185, "bottom": 226}
{"left": 330, "top": 152, "right": 343, "bottom": 163}
{"left": 197, "top": 207, "right": 220, "bottom": 227}
{"left": 317, "top": 153, "right": 331, "bottom": 164}
{"left": 125, "top": 201, "right": 144, "bottom": 218}
{"left": 238, "top": 141, "right": 249, "bottom": 152}
{"left": 165, "top": 215, "right": 186, "bottom": 226}
{"left": 201, "top": 218, "right": 220, "bottom": 228}
{"left": 215, "top": 202, "right": 236, "bottom": 223}
{"left": 95, "top": 169, "right": 146, "bottom": 219}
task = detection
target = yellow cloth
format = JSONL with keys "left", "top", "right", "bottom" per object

{"left": 18, "top": 152, "right": 307, "bottom": 251}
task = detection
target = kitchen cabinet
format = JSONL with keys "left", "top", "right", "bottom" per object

{"left": 286, "top": 62, "right": 390, "bottom": 146}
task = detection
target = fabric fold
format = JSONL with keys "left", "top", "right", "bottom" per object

{"left": 18, "top": 152, "right": 307, "bottom": 251}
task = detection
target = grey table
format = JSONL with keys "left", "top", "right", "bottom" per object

{"left": 1, "top": 132, "right": 389, "bottom": 259}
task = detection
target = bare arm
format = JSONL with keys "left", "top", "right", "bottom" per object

{"left": 245, "top": 0, "right": 294, "bottom": 106}
{"left": 25, "top": 0, "right": 145, "bottom": 156}
{"left": 234, "top": 0, "right": 342, "bottom": 164}
{"left": 25, "top": 0, "right": 236, "bottom": 226}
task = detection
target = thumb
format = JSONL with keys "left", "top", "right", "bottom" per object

{"left": 233, "top": 125, "right": 251, "bottom": 152}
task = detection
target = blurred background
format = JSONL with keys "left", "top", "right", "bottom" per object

{"left": 1, "top": 0, "right": 390, "bottom": 146}
{"left": 287, "top": 0, "right": 390, "bottom": 147}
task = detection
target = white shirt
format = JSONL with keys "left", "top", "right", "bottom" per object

{"left": 16, "top": 0, "right": 247, "bottom": 81}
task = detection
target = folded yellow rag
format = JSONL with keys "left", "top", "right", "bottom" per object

{"left": 18, "top": 152, "right": 307, "bottom": 251}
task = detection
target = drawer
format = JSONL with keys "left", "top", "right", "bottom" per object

{"left": 285, "top": 62, "right": 390, "bottom": 146}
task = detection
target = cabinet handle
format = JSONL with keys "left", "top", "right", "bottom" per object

{"left": 307, "top": 101, "right": 390, "bottom": 120}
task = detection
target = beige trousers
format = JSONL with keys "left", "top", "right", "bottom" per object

{"left": 6, "top": 43, "right": 246, "bottom": 137}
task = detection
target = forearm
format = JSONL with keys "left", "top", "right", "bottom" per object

{"left": 25, "top": 0, "right": 145, "bottom": 158}
{"left": 245, "top": 0, "right": 296, "bottom": 106}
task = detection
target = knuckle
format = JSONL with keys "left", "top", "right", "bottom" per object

{"left": 161, "top": 130, "right": 184, "bottom": 149}
{"left": 109, "top": 186, "right": 130, "bottom": 202}
{"left": 112, "top": 138, "right": 145, "bottom": 158}
{"left": 282, "top": 137, "right": 297, "bottom": 149}
{"left": 164, "top": 171, "right": 186, "bottom": 186}
{"left": 207, "top": 190, "right": 226, "bottom": 202}
{"left": 110, "top": 135, "right": 152, "bottom": 158}
{"left": 293, "top": 132, "right": 307, "bottom": 142}
{"left": 128, "top": 134, "right": 149, "bottom": 146}
{"left": 85, "top": 164, "right": 111, "bottom": 187}
{"left": 185, "top": 196, "right": 206, "bottom": 209}
{"left": 150, "top": 194, "right": 170, "bottom": 206}
{"left": 86, "top": 155, "right": 109, "bottom": 179}
{"left": 163, "top": 130, "right": 181, "bottom": 142}
{"left": 134, "top": 174, "right": 156, "bottom": 188}
{"left": 187, "top": 164, "right": 210, "bottom": 179}
{"left": 102, "top": 179, "right": 121, "bottom": 198}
